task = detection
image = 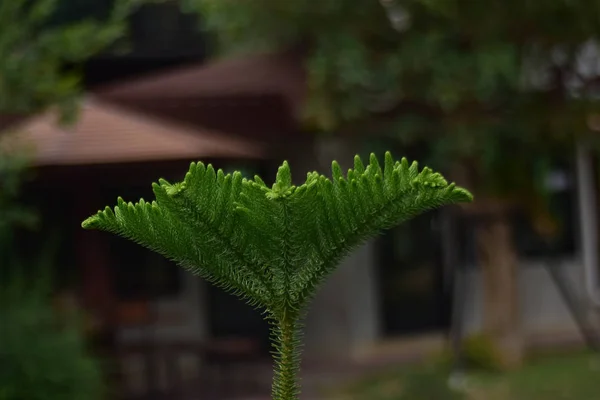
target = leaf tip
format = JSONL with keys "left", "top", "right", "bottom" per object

{"left": 331, "top": 160, "right": 343, "bottom": 179}
{"left": 353, "top": 155, "right": 365, "bottom": 173}
{"left": 81, "top": 215, "right": 99, "bottom": 230}
{"left": 165, "top": 181, "right": 185, "bottom": 196}
{"left": 454, "top": 187, "right": 474, "bottom": 203}
{"left": 400, "top": 157, "right": 409, "bottom": 169}
{"left": 274, "top": 160, "right": 293, "bottom": 191}
{"left": 369, "top": 152, "right": 379, "bottom": 165}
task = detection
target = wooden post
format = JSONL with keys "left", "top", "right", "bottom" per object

{"left": 74, "top": 192, "right": 116, "bottom": 342}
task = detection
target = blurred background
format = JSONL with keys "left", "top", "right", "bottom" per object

{"left": 2, "top": 0, "right": 600, "bottom": 399}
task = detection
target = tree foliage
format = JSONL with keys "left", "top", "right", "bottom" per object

{"left": 83, "top": 152, "right": 472, "bottom": 399}
{"left": 183, "top": 0, "right": 600, "bottom": 200}
{"left": 0, "top": 0, "right": 154, "bottom": 264}
{"left": 0, "top": 0, "right": 150, "bottom": 120}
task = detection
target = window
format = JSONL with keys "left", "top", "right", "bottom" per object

{"left": 110, "top": 235, "right": 181, "bottom": 301}
{"left": 513, "top": 161, "right": 577, "bottom": 259}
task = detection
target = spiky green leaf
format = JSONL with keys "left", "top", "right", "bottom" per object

{"left": 83, "top": 152, "right": 471, "bottom": 316}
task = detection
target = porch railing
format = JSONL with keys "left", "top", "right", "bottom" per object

{"left": 110, "top": 338, "right": 271, "bottom": 400}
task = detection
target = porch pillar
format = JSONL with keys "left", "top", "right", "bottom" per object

{"left": 74, "top": 192, "right": 116, "bottom": 336}
{"left": 576, "top": 142, "right": 600, "bottom": 308}
{"left": 299, "top": 137, "right": 381, "bottom": 362}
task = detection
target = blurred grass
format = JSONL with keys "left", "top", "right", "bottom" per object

{"left": 470, "top": 351, "right": 600, "bottom": 400}
{"left": 328, "top": 351, "right": 600, "bottom": 400}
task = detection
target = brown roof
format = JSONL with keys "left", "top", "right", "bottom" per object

{"left": 0, "top": 98, "right": 265, "bottom": 166}
{"left": 96, "top": 52, "right": 306, "bottom": 118}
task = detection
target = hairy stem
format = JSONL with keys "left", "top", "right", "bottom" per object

{"left": 271, "top": 316, "right": 302, "bottom": 400}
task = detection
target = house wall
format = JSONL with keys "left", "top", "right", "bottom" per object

{"left": 462, "top": 258, "right": 589, "bottom": 343}
{"left": 302, "top": 241, "right": 381, "bottom": 362}
{"left": 300, "top": 137, "right": 382, "bottom": 362}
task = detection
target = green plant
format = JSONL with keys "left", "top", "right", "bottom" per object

{"left": 432, "top": 334, "right": 506, "bottom": 373}
{"left": 82, "top": 152, "right": 473, "bottom": 400}
{"left": 461, "top": 333, "right": 506, "bottom": 372}
{"left": 0, "top": 264, "right": 106, "bottom": 400}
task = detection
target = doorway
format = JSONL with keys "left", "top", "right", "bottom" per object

{"left": 376, "top": 210, "right": 451, "bottom": 336}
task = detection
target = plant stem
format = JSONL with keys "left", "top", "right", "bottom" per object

{"left": 271, "top": 316, "right": 302, "bottom": 400}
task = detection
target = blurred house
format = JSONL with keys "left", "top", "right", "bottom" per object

{"left": 5, "top": 46, "right": 600, "bottom": 395}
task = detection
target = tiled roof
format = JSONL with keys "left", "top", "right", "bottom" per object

{"left": 0, "top": 98, "right": 265, "bottom": 166}
{"left": 96, "top": 52, "right": 306, "bottom": 118}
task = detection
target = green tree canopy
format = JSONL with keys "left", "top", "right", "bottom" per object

{"left": 0, "top": 0, "right": 150, "bottom": 120}
{"left": 184, "top": 0, "right": 600, "bottom": 199}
